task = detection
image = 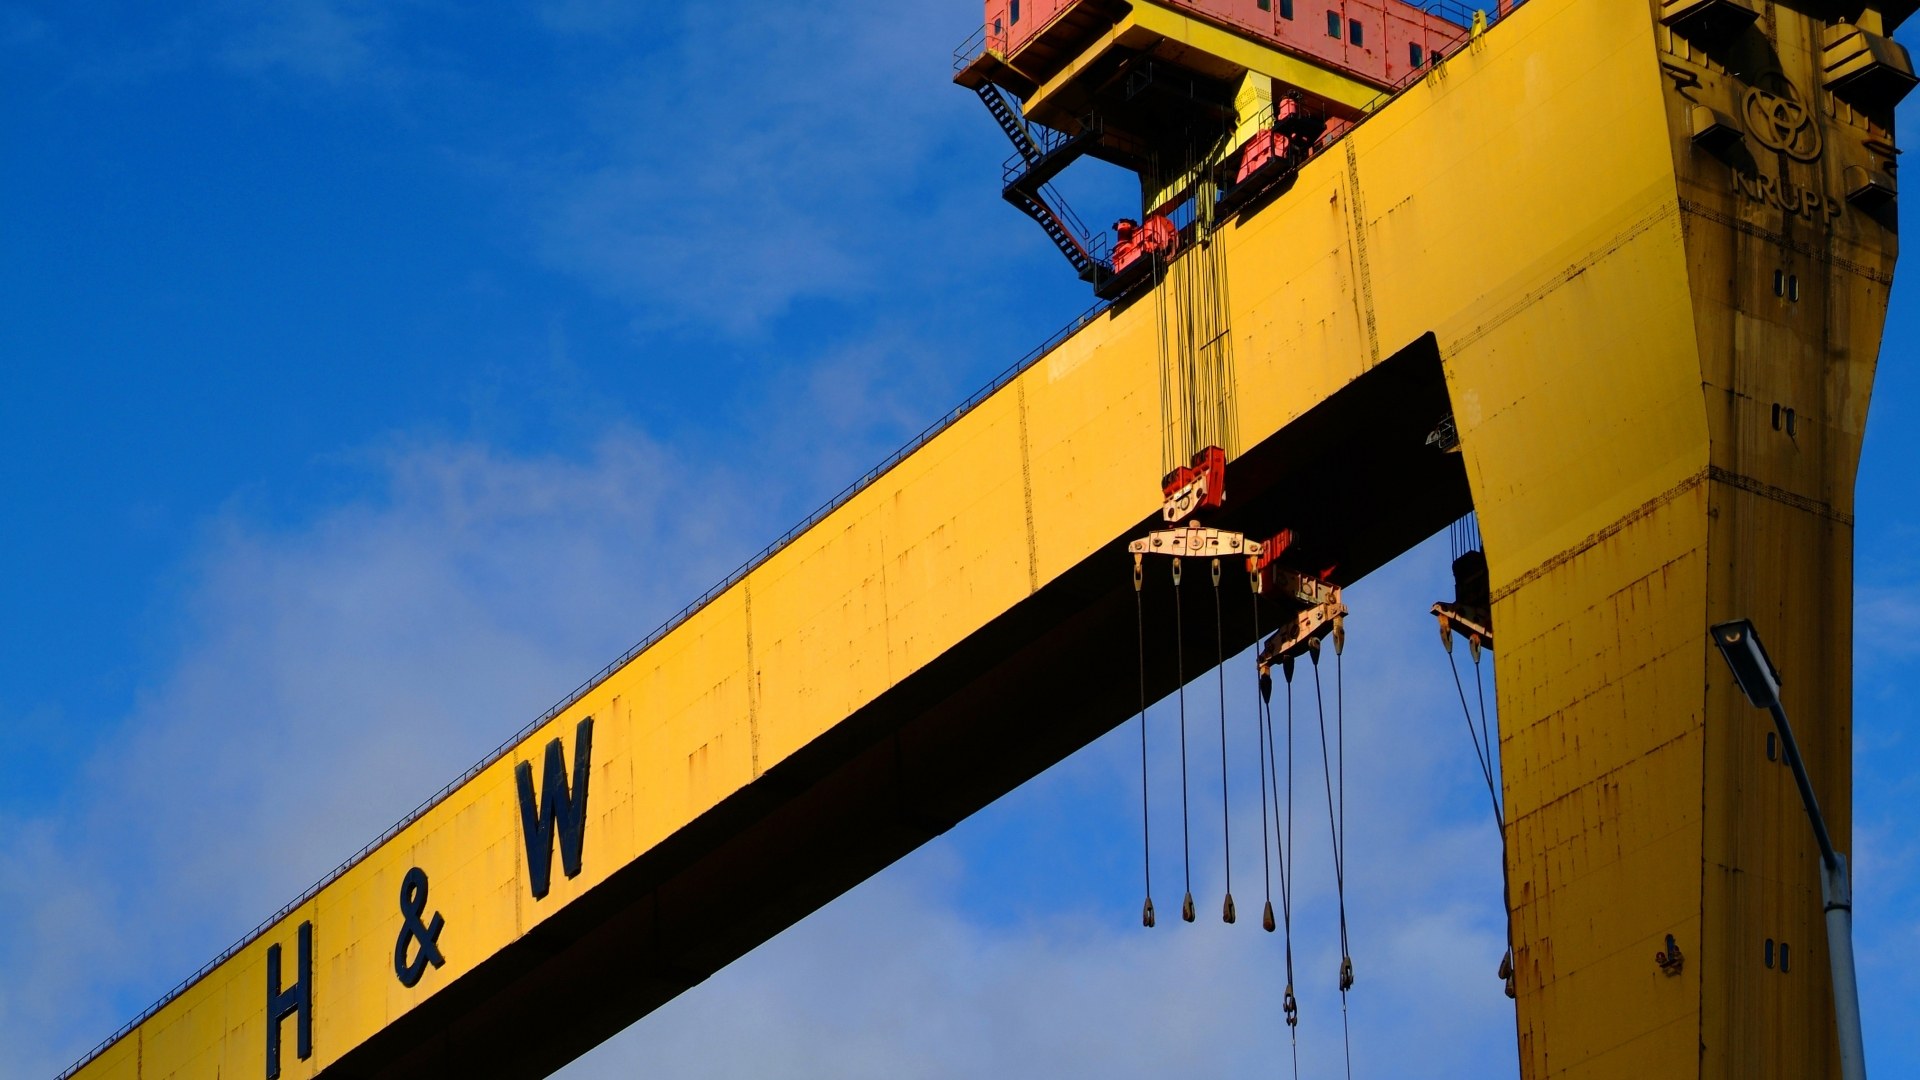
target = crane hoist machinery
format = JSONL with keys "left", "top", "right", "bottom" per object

{"left": 954, "top": 0, "right": 1503, "bottom": 299}
{"left": 959, "top": 0, "right": 1911, "bottom": 1077}
{"left": 56, "top": 3, "right": 1910, "bottom": 1079}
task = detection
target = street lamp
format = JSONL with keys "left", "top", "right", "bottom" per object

{"left": 1710, "top": 619, "right": 1867, "bottom": 1080}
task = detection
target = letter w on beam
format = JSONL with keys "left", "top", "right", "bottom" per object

{"left": 516, "top": 717, "right": 593, "bottom": 900}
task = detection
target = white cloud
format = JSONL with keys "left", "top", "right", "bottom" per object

{"left": 0, "top": 4, "right": 51, "bottom": 48}
{"left": 523, "top": 0, "right": 1031, "bottom": 334}
{"left": 1858, "top": 580, "right": 1920, "bottom": 664}
{"left": 534, "top": 0, "right": 644, "bottom": 37}
{"left": 217, "top": 0, "right": 389, "bottom": 85}
{"left": 1853, "top": 817, "right": 1920, "bottom": 1066}
{"left": 0, "top": 430, "right": 761, "bottom": 1078}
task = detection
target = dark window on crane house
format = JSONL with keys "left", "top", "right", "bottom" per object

{"left": 1258, "top": 0, "right": 1269, "bottom": 10}
{"left": 1281, "top": 0, "right": 1293, "bottom": 17}
{"left": 1411, "top": 42, "right": 1425, "bottom": 66}
{"left": 1010, "top": 0, "right": 1021, "bottom": 24}
{"left": 1350, "top": 19, "right": 1364, "bottom": 45}
{"left": 1328, "top": 11, "right": 1341, "bottom": 37}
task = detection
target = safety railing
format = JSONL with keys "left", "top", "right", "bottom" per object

{"left": 1414, "top": 0, "right": 1493, "bottom": 28}
{"left": 999, "top": 113, "right": 1104, "bottom": 187}
{"left": 1045, "top": 181, "right": 1105, "bottom": 259}
{"left": 955, "top": 0, "right": 1524, "bottom": 75}
{"left": 1427, "top": 0, "right": 1535, "bottom": 31}
{"left": 54, "top": 294, "right": 1114, "bottom": 1080}
{"left": 954, "top": 22, "right": 987, "bottom": 73}
{"left": 953, "top": 21, "right": 1011, "bottom": 74}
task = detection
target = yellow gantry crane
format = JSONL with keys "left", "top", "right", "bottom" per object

{"left": 63, "top": 1, "right": 1908, "bottom": 1077}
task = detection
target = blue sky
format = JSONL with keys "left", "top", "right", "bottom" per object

{"left": 1, "top": 3, "right": 1914, "bottom": 1077}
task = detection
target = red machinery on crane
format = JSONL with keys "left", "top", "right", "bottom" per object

{"left": 955, "top": 0, "right": 1508, "bottom": 296}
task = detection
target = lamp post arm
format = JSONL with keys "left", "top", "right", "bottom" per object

{"left": 1766, "top": 701, "right": 1839, "bottom": 871}
{"left": 1712, "top": 624, "right": 1865, "bottom": 1076}
{"left": 1765, "top": 701, "right": 1866, "bottom": 1080}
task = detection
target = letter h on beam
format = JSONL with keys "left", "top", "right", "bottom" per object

{"left": 265, "top": 921, "right": 313, "bottom": 1079}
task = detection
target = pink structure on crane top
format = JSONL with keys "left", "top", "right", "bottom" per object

{"left": 982, "top": 0, "right": 1483, "bottom": 93}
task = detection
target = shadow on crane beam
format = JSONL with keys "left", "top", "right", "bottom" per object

{"left": 333, "top": 332, "right": 1468, "bottom": 1079}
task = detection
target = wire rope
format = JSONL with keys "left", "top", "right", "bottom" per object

{"left": 1279, "top": 658, "right": 1300, "bottom": 1075}
{"left": 1253, "top": 584, "right": 1275, "bottom": 935}
{"left": 1212, "top": 559, "right": 1234, "bottom": 923}
{"left": 1336, "top": 640, "right": 1354, "bottom": 1080}
{"left": 1442, "top": 624, "right": 1520, "bottom": 1000}
{"left": 1311, "top": 647, "right": 1354, "bottom": 1080}
{"left": 1135, "top": 561, "right": 1155, "bottom": 928}
{"left": 1444, "top": 645, "right": 1503, "bottom": 833}
{"left": 1473, "top": 647, "right": 1497, "bottom": 803}
{"left": 1173, "top": 557, "right": 1195, "bottom": 923}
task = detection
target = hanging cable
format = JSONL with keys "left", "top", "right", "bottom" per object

{"left": 1149, "top": 137, "right": 1236, "bottom": 474}
{"left": 1310, "top": 646, "right": 1350, "bottom": 954}
{"left": 1473, "top": 641, "right": 1519, "bottom": 1001}
{"left": 1444, "top": 636, "right": 1503, "bottom": 833}
{"left": 1154, "top": 241, "right": 1175, "bottom": 477}
{"left": 1173, "top": 557, "right": 1195, "bottom": 923}
{"left": 1473, "top": 643, "right": 1520, "bottom": 1000}
{"left": 1252, "top": 580, "right": 1275, "bottom": 935}
{"left": 1311, "top": 643, "right": 1354, "bottom": 1080}
{"left": 1258, "top": 665, "right": 1302, "bottom": 1076}
{"left": 1335, "top": 621, "right": 1349, "bottom": 964}
{"left": 1135, "top": 557, "right": 1155, "bottom": 928}
{"left": 1213, "top": 558, "right": 1235, "bottom": 923}
{"left": 1278, "top": 656, "right": 1300, "bottom": 1076}
{"left": 1441, "top": 621, "right": 1518, "bottom": 998}
{"left": 1335, "top": 629, "right": 1355, "bottom": 1079}
{"left": 1473, "top": 645, "right": 1497, "bottom": 806}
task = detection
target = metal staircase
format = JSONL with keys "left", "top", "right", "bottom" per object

{"left": 1007, "top": 186, "right": 1102, "bottom": 282}
{"left": 974, "top": 82, "right": 1043, "bottom": 165}
{"left": 971, "top": 83, "right": 1111, "bottom": 284}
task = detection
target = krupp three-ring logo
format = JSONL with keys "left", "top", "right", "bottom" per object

{"left": 1744, "top": 75, "right": 1822, "bottom": 162}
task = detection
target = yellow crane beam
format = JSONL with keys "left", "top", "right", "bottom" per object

{"left": 68, "top": 1, "right": 1900, "bottom": 1077}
